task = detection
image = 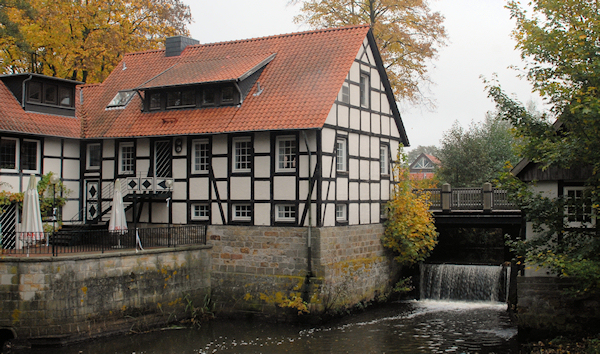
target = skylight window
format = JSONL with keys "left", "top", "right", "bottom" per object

{"left": 107, "top": 90, "right": 135, "bottom": 108}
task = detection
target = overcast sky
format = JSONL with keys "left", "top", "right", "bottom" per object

{"left": 184, "top": 0, "right": 543, "bottom": 150}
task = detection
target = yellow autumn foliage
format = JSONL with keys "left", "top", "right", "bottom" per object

{"left": 382, "top": 148, "right": 438, "bottom": 266}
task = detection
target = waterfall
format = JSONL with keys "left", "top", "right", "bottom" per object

{"left": 420, "top": 264, "right": 509, "bottom": 302}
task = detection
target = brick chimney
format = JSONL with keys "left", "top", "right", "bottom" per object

{"left": 165, "top": 36, "right": 199, "bottom": 57}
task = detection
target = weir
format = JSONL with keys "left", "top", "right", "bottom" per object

{"left": 420, "top": 264, "right": 510, "bottom": 302}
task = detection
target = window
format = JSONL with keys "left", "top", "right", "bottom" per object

{"left": 119, "top": 142, "right": 135, "bottom": 175}
{"left": 414, "top": 157, "right": 434, "bottom": 169}
{"left": 380, "top": 145, "right": 389, "bottom": 175}
{"left": 276, "top": 136, "right": 296, "bottom": 172}
{"left": 108, "top": 91, "right": 135, "bottom": 108}
{"left": 203, "top": 88, "right": 215, "bottom": 105}
{"left": 149, "top": 93, "right": 161, "bottom": 110}
{"left": 360, "top": 73, "right": 369, "bottom": 108}
{"left": 192, "top": 139, "right": 209, "bottom": 173}
{"left": 233, "top": 204, "right": 252, "bottom": 221}
{"left": 182, "top": 90, "right": 195, "bottom": 106}
{"left": 21, "top": 140, "right": 39, "bottom": 172}
{"left": 565, "top": 187, "right": 593, "bottom": 223}
{"left": 87, "top": 143, "right": 101, "bottom": 169}
{"left": 0, "top": 138, "right": 17, "bottom": 170}
{"left": 336, "top": 137, "right": 347, "bottom": 172}
{"left": 341, "top": 84, "right": 349, "bottom": 103}
{"left": 336, "top": 204, "right": 347, "bottom": 222}
{"left": 59, "top": 86, "right": 73, "bottom": 107}
{"left": 233, "top": 137, "right": 252, "bottom": 172}
{"left": 276, "top": 204, "right": 296, "bottom": 222}
{"left": 222, "top": 87, "right": 234, "bottom": 103}
{"left": 167, "top": 91, "right": 181, "bottom": 107}
{"left": 28, "top": 82, "right": 42, "bottom": 103}
{"left": 44, "top": 84, "right": 57, "bottom": 104}
{"left": 191, "top": 204, "right": 210, "bottom": 221}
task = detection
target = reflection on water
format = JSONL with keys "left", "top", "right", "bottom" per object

{"left": 36, "top": 301, "right": 517, "bottom": 354}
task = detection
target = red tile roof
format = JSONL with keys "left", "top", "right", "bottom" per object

{"left": 0, "top": 81, "right": 80, "bottom": 138}
{"left": 81, "top": 25, "right": 373, "bottom": 138}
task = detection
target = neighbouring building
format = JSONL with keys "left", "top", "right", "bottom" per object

{"left": 409, "top": 153, "right": 439, "bottom": 180}
{"left": 1, "top": 26, "right": 409, "bottom": 314}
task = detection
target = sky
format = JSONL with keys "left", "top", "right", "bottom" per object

{"left": 184, "top": 0, "right": 544, "bottom": 151}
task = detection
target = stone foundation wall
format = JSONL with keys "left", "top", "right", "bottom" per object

{"left": 207, "top": 224, "right": 395, "bottom": 316}
{"left": 517, "top": 277, "right": 600, "bottom": 340}
{"left": 0, "top": 246, "right": 211, "bottom": 342}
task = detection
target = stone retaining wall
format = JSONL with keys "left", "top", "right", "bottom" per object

{"left": 208, "top": 224, "right": 395, "bottom": 316}
{"left": 0, "top": 246, "right": 211, "bottom": 343}
{"left": 517, "top": 277, "right": 600, "bottom": 340}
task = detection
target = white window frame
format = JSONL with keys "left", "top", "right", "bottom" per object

{"left": 276, "top": 204, "right": 296, "bottom": 222}
{"left": 86, "top": 143, "right": 101, "bottom": 170}
{"left": 380, "top": 145, "right": 389, "bottom": 175}
{"left": 0, "top": 137, "right": 18, "bottom": 172}
{"left": 191, "top": 203, "right": 210, "bottom": 221}
{"left": 360, "top": 72, "right": 370, "bottom": 108}
{"left": 336, "top": 137, "right": 347, "bottom": 172}
{"left": 118, "top": 142, "right": 135, "bottom": 175}
{"left": 336, "top": 204, "right": 347, "bottom": 222}
{"left": 21, "top": 139, "right": 40, "bottom": 173}
{"left": 232, "top": 204, "right": 252, "bottom": 221}
{"left": 564, "top": 186, "right": 594, "bottom": 227}
{"left": 232, "top": 137, "right": 252, "bottom": 172}
{"left": 276, "top": 136, "right": 296, "bottom": 172}
{"left": 192, "top": 139, "right": 210, "bottom": 174}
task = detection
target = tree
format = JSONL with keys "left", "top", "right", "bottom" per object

{"left": 436, "top": 112, "right": 519, "bottom": 187}
{"left": 291, "top": 0, "right": 446, "bottom": 106}
{"left": 488, "top": 0, "right": 600, "bottom": 295}
{"left": 383, "top": 147, "right": 437, "bottom": 267}
{"left": 1, "top": 0, "right": 192, "bottom": 83}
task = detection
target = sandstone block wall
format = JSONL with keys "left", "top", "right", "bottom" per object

{"left": 0, "top": 246, "right": 211, "bottom": 342}
{"left": 208, "top": 224, "right": 395, "bottom": 316}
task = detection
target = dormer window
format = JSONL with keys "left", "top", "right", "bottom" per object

{"left": 26, "top": 80, "right": 75, "bottom": 108}
{"left": 203, "top": 88, "right": 215, "bottom": 105}
{"left": 108, "top": 90, "right": 135, "bottom": 108}
{"left": 167, "top": 89, "right": 195, "bottom": 108}
{"left": 149, "top": 92, "right": 161, "bottom": 110}
{"left": 28, "top": 82, "right": 42, "bottom": 102}
{"left": 222, "top": 87, "right": 234, "bottom": 103}
{"left": 44, "top": 84, "right": 57, "bottom": 104}
{"left": 59, "top": 87, "right": 73, "bottom": 107}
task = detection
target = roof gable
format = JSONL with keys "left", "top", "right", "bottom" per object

{"left": 80, "top": 25, "right": 407, "bottom": 139}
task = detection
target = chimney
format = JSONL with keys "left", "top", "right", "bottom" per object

{"left": 165, "top": 36, "right": 199, "bottom": 57}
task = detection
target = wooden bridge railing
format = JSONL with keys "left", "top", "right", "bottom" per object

{"left": 414, "top": 183, "right": 518, "bottom": 211}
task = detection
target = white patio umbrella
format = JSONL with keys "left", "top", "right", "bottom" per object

{"left": 19, "top": 174, "right": 44, "bottom": 249}
{"left": 108, "top": 179, "right": 128, "bottom": 233}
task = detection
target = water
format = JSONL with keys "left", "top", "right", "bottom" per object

{"left": 420, "top": 264, "right": 508, "bottom": 302}
{"left": 26, "top": 264, "right": 518, "bottom": 353}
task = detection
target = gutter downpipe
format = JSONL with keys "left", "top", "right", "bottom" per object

{"left": 302, "top": 131, "right": 313, "bottom": 278}
{"left": 22, "top": 74, "right": 33, "bottom": 108}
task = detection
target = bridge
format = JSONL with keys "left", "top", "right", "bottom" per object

{"left": 416, "top": 183, "right": 523, "bottom": 264}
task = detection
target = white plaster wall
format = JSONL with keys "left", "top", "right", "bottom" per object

{"left": 349, "top": 203, "right": 359, "bottom": 225}
{"left": 359, "top": 135, "right": 369, "bottom": 157}
{"left": 43, "top": 138, "right": 61, "bottom": 157}
{"left": 370, "top": 183, "right": 380, "bottom": 200}
{"left": 322, "top": 156, "right": 334, "bottom": 179}
{"left": 364, "top": 40, "right": 375, "bottom": 64}
{"left": 230, "top": 177, "right": 251, "bottom": 200}
{"left": 321, "top": 127, "right": 336, "bottom": 154}
{"left": 381, "top": 97, "right": 390, "bottom": 116}
{"left": 172, "top": 181, "right": 186, "bottom": 200}
{"left": 360, "top": 111, "right": 370, "bottom": 133}
{"left": 359, "top": 160, "right": 370, "bottom": 180}
{"left": 371, "top": 203, "right": 380, "bottom": 224}
{"left": 254, "top": 155, "right": 269, "bottom": 179}
{"left": 349, "top": 61, "right": 360, "bottom": 83}
{"left": 349, "top": 182, "right": 359, "bottom": 200}
{"left": 254, "top": 181, "right": 270, "bottom": 201}
{"left": 273, "top": 176, "right": 295, "bottom": 200}
{"left": 370, "top": 67, "right": 380, "bottom": 90}
{"left": 299, "top": 180, "right": 317, "bottom": 202}
{"left": 381, "top": 180, "right": 390, "bottom": 200}
{"left": 350, "top": 108, "right": 360, "bottom": 131}
{"left": 337, "top": 105, "right": 349, "bottom": 128}
{"left": 322, "top": 203, "right": 335, "bottom": 227}
{"left": 172, "top": 159, "right": 187, "bottom": 179}
{"left": 325, "top": 105, "right": 336, "bottom": 126}
{"left": 360, "top": 182, "right": 370, "bottom": 201}
{"left": 63, "top": 139, "right": 80, "bottom": 158}
{"left": 348, "top": 133, "right": 359, "bottom": 157}
{"left": 212, "top": 135, "right": 227, "bottom": 155}
{"left": 212, "top": 203, "right": 226, "bottom": 224}
{"left": 336, "top": 177, "right": 348, "bottom": 200}
{"left": 173, "top": 202, "right": 187, "bottom": 224}
{"left": 254, "top": 132, "right": 270, "bottom": 154}
{"left": 102, "top": 160, "right": 115, "bottom": 180}
{"left": 381, "top": 116, "right": 390, "bottom": 136}
{"left": 531, "top": 181, "right": 558, "bottom": 198}
{"left": 349, "top": 157, "right": 359, "bottom": 180}
{"left": 299, "top": 203, "right": 317, "bottom": 227}
{"left": 215, "top": 181, "right": 227, "bottom": 200}
{"left": 254, "top": 203, "right": 270, "bottom": 225}
{"left": 43, "top": 158, "right": 62, "bottom": 176}
{"left": 298, "top": 155, "right": 317, "bottom": 179}
{"left": 360, "top": 203, "right": 370, "bottom": 224}
{"left": 103, "top": 140, "right": 115, "bottom": 158}
{"left": 137, "top": 139, "right": 150, "bottom": 157}
{"left": 137, "top": 160, "right": 150, "bottom": 177}
{"left": 370, "top": 161, "right": 379, "bottom": 180}
{"left": 212, "top": 157, "right": 228, "bottom": 179}
{"left": 298, "top": 130, "right": 317, "bottom": 152}
{"left": 371, "top": 114, "right": 381, "bottom": 135}
{"left": 152, "top": 203, "right": 168, "bottom": 223}
{"left": 189, "top": 178, "right": 209, "bottom": 200}
{"left": 323, "top": 181, "right": 336, "bottom": 201}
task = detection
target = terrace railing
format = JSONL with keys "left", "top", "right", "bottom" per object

{"left": 415, "top": 183, "right": 518, "bottom": 212}
{"left": 3, "top": 225, "right": 207, "bottom": 256}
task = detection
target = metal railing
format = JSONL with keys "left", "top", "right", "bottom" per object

{"left": 452, "top": 188, "right": 483, "bottom": 210}
{"left": 414, "top": 184, "right": 518, "bottom": 211}
{"left": 2, "top": 225, "right": 207, "bottom": 256}
{"left": 413, "top": 188, "right": 442, "bottom": 209}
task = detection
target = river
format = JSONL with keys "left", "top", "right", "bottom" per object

{"left": 32, "top": 299, "right": 517, "bottom": 354}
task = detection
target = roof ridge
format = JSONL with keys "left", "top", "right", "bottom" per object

{"left": 197, "top": 24, "right": 370, "bottom": 48}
